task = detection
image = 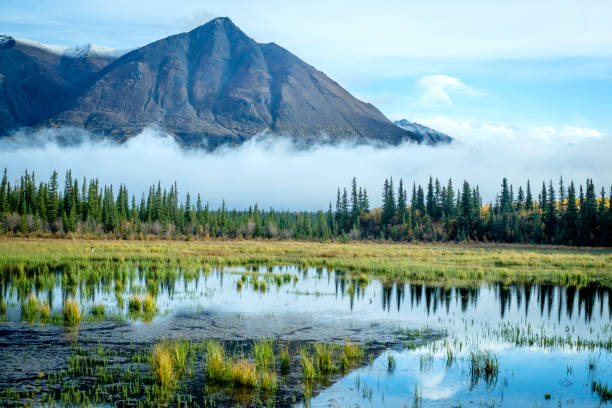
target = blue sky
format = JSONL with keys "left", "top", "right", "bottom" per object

{"left": 2, "top": 0, "right": 612, "bottom": 141}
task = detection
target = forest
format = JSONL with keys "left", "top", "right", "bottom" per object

{"left": 0, "top": 168, "right": 610, "bottom": 246}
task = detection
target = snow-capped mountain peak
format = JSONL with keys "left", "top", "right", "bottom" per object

{"left": 5, "top": 36, "right": 131, "bottom": 59}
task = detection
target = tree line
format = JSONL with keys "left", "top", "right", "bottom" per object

{"left": 0, "top": 168, "right": 610, "bottom": 246}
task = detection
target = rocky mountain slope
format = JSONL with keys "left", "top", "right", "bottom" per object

{"left": 0, "top": 19, "right": 452, "bottom": 148}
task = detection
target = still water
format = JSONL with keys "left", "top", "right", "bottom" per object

{"left": 1, "top": 266, "right": 610, "bottom": 406}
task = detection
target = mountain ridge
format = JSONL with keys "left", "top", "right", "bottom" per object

{"left": 1, "top": 18, "right": 452, "bottom": 149}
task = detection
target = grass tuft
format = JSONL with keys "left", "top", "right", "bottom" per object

{"left": 63, "top": 299, "right": 81, "bottom": 326}
{"left": 142, "top": 294, "right": 155, "bottom": 314}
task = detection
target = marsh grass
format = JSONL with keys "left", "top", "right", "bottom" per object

{"left": 1, "top": 239, "right": 609, "bottom": 289}
{"left": 63, "top": 299, "right": 81, "bottom": 326}
{"left": 22, "top": 294, "right": 39, "bottom": 322}
{"left": 39, "top": 300, "right": 51, "bottom": 321}
{"left": 259, "top": 370, "right": 277, "bottom": 391}
{"left": 314, "top": 343, "right": 335, "bottom": 376}
{"left": 280, "top": 346, "right": 290, "bottom": 374}
{"left": 91, "top": 304, "right": 105, "bottom": 318}
{"left": 230, "top": 358, "right": 257, "bottom": 387}
{"left": 142, "top": 294, "right": 155, "bottom": 314}
{"left": 152, "top": 343, "right": 175, "bottom": 391}
{"left": 387, "top": 353, "right": 396, "bottom": 374}
{"left": 128, "top": 295, "right": 142, "bottom": 313}
{"left": 341, "top": 339, "right": 365, "bottom": 372}
{"left": 470, "top": 351, "right": 499, "bottom": 387}
{"left": 299, "top": 347, "right": 316, "bottom": 382}
{"left": 205, "top": 341, "right": 231, "bottom": 383}
{"left": 592, "top": 381, "right": 612, "bottom": 402}
{"left": 254, "top": 340, "right": 274, "bottom": 371}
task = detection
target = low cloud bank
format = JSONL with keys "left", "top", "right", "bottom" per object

{"left": 0, "top": 127, "right": 610, "bottom": 210}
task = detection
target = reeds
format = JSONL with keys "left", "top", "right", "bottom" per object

{"left": 151, "top": 343, "right": 175, "bottom": 390}
{"left": 128, "top": 295, "right": 141, "bottom": 313}
{"left": 314, "top": 342, "right": 335, "bottom": 375}
{"left": 469, "top": 351, "right": 499, "bottom": 387}
{"left": 230, "top": 358, "right": 257, "bottom": 387}
{"left": 205, "top": 341, "right": 231, "bottom": 383}
{"left": 63, "top": 299, "right": 81, "bottom": 326}
{"left": 280, "top": 346, "right": 290, "bottom": 374}
{"left": 254, "top": 340, "right": 274, "bottom": 371}
{"left": 299, "top": 347, "right": 316, "bottom": 382}
{"left": 91, "top": 304, "right": 105, "bottom": 317}
{"left": 142, "top": 294, "right": 155, "bottom": 314}
{"left": 22, "top": 294, "right": 39, "bottom": 322}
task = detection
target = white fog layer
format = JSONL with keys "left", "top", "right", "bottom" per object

{"left": 0, "top": 127, "right": 610, "bottom": 210}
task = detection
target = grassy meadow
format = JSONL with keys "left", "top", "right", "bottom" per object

{"left": 1, "top": 238, "right": 611, "bottom": 288}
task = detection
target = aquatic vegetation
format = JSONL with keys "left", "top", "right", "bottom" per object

{"left": 299, "top": 347, "right": 316, "bottom": 382}
{"left": 259, "top": 370, "right": 277, "bottom": 391}
{"left": 142, "top": 293, "right": 155, "bottom": 314}
{"left": 91, "top": 304, "right": 105, "bottom": 317}
{"left": 1, "top": 239, "right": 610, "bottom": 289}
{"left": 470, "top": 351, "right": 499, "bottom": 388}
{"left": 21, "top": 294, "right": 39, "bottom": 322}
{"left": 63, "top": 299, "right": 81, "bottom": 326}
{"left": 341, "top": 339, "right": 365, "bottom": 372}
{"left": 314, "top": 342, "right": 335, "bottom": 375}
{"left": 128, "top": 295, "right": 142, "bottom": 313}
{"left": 387, "top": 352, "right": 396, "bottom": 374}
{"left": 0, "top": 298, "right": 6, "bottom": 315}
{"left": 280, "top": 346, "right": 290, "bottom": 374}
{"left": 254, "top": 339, "right": 274, "bottom": 371}
{"left": 592, "top": 380, "right": 612, "bottom": 402}
{"left": 230, "top": 358, "right": 257, "bottom": 387}
{"left": 205, "top": 341, "right": 231, "bottom": 383}
{"left": 39, "top": 300, "right": 51, "bottom": 321}
{"left": 151, "top": 343, "right": 175, "bottom": 390}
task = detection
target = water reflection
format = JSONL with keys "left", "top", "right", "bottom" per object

{"left": 1, "top": 266, "right": 610, "bottom": 329}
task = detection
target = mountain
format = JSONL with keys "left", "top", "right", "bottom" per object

{"left": 0, "top": 34, "right": 130, "bottom": 135}
{"left": 394, "top": 119, "right": 452, "bottom": 144}
{"left": 1, "top": 19, "right": 452, "bottom": 148}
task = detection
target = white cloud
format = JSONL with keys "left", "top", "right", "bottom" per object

{"left": 414, "top": 116, "right": 605, "bottom": 144}
{"left": 416, "top": 75, "right": 481, "bottom": 105}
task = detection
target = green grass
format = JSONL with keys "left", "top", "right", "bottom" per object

{"left": 280, "top": 346, "right": 290, "bottom": 374}
{"left": 22, "top": 294, "right": 39, "bottom": 322}
{"left": 91, "top": 304, "right": 105, "bottom": 318}
{"left": 592, "top": 380, "right": 612, "bottom": 402}
{"left": 205, "top": 341, "right": 231, "bottom": 383}
{"left": 39, "top": 300, "right": 51, "bottom": 321}
{"left": 470, "top": 351, "right": 499, "bottom": 387}
{"left": 314, "top": 342, "right": 335, "bottom": 375}
{"left": 63, "top": 299, "right": 81, "bottom": 326}
{"left": 253, "top": 340, "right": 274, "bottom": 371}
{"left": 0, "top": 239, "right": 610, "bottom": 288}
{"left": 142, "top": 294, "right": 155, "bottom": 314}
{"left": 299, "top": 347, "right": 316, "bottom": 382}
{"left": 128, "top": 295, "right": 141, "bottom": 313}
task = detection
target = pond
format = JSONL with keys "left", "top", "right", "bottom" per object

{"left": 0, "top": 265, "right": 610, "bottom": 406}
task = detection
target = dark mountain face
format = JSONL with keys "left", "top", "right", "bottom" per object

{"left": 394, "top": 119, "right": 452, "bottom": 144}
{"left": 1, "top": 18, "right": 452, "bottom": 148}
{"left": 0, "top": 36, "right": 116, "bottom": 135}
